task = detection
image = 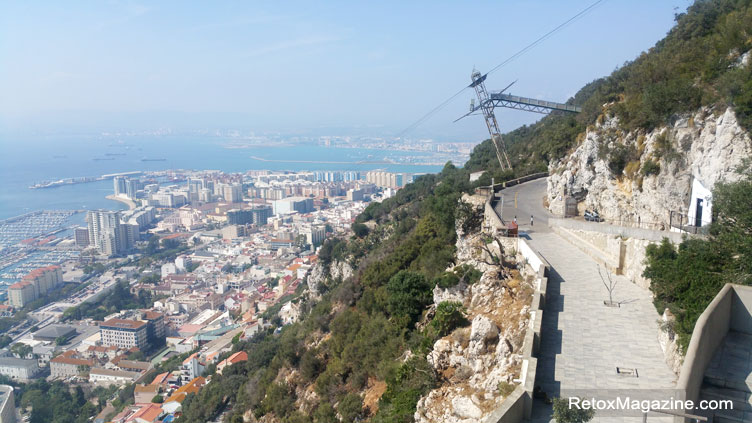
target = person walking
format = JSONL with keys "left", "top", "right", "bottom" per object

{"left": 530, "top": 215, "right": 534, "bottom": 226}
{"left": 513, "top": 215, "right": 517, "bottom": 225}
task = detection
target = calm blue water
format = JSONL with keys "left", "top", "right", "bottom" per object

{"left": 0, "top": 134, "right": 444, "bottom": 220}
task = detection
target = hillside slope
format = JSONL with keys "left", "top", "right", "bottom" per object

{"left": 174, "top": 2, "right": 752, "bottom": 422}
{"left": 466, "top": 0, "right": 752, "bottom": 177}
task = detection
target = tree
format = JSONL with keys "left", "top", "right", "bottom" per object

{"left": 351, "top": 222, "right": 369, "bottom": 238}
{"left": 386, "top": 271, "right": 433, "bottom": 327}
{"left": 0, "top": 335, "right": 12, "bottom": 349}
{"left": 151, "top": 395, "right": 164, "bottom": 403}
{"left": 337, "top": 393, "right": 363, "bottom": 422}
{"left": 552, "top": 397, "right": 595, "bottom": 423}
{"left": 10, "top": 343, "right": 32, "bottom": 359}
{"left": 597, "top": 265, "right": 619, "bottom": 306}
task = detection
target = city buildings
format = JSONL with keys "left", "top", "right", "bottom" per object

{"left": 227, "top": 209, "right": 253, "bottom": 225}
{"left": 50, "top": 353, "right": 94, "bottom": 379}
{"left": 0, "top": 357, "right": 40, "bottom": 381}
{"left": 100, "top": 319, "right": 149, "bottom": 349}
{"left": 74, "top": 227, "right": 90, "bottom": 247}
{"left": 302, "top": 225, "right": 326, "bottom": 247}
{"left": 114, "top": 177, "right": 140, "bottom": 199}
{"left": 272, "top": 197, "right": 313, "bottom": 215}
{"left": 226, "top": 183, "right": 244, "bottom": 203}
{"left": 89, "top": 368, "right": 142, "bottom": 385}
{"left": 87, "top": 210, "right": 132, "bottom": 256}
{"left": 251, "top": 206, "right": 272, "bottom": 225}
{"left": 8, "top": 265, "right": 63, "bottom": 307}
{"left": 366, "top": 170, "right": 412, "bottom": 188}
{"left": 114, "top": 176, "right": 127, "bottom": 196}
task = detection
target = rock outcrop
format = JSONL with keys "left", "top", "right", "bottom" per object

{"left": 547, "top": 107, "right": 751, "bottom": 227}
{"left": 414, "top": 228, "right": 532, "bottom": 423}
{"left": 306, "top": 260, "right": 353, "bottom": 296}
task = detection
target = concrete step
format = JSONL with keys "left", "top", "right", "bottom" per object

{"left": 701, "top": 385, "right": 752, "bottom": 413}
{"left": 708, "top": 408, "right": 752, "bottom": 423}
{"left": 704, "top": 372, "right": 752, "bottom": 394}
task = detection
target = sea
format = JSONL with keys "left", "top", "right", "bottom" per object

{"left": 0, "top": 134, "right": 448, "bottom": 220}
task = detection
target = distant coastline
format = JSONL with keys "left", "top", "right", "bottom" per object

{"left": 105, "top": 194, "right": 137, "bottom": 210}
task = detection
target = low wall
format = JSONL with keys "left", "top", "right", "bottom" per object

{"left": 481, "top": 173, "right": 550, "bottom": 423}
{"left": 484, "top": 173, "right": 548, "bottom": 233}
{"left": 730, "top": 285, "right": 752, "bottom": 334}
{"left": 550, "top": 221, "right": 663, "bottom": 290}
{"left": 674, "top": 284, "right": 735, "bottom": 422}
{"left": 549, "top": 217, "right": 685, "bottom": 244}
{"left": 484, "top": 237, "right": 549, "bottom": 423}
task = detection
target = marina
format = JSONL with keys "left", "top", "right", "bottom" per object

{"left": 0, "top": 210, "right": 84, "bottom": 300}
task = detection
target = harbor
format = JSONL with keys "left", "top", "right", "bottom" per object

{"left": 29, "top": 171, "right": 142, "bottom": 189}
{"left": 0, "top": 210, "right": 84, "bottom": 300}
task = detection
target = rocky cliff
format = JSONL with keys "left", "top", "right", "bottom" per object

{"left": 414, "top": 222, "right": 533, "bottom": 423}
{"left": 547, "top": 106, "right": 752, "bottom": 227}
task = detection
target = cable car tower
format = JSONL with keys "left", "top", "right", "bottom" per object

{"left": 457, "top": 69, "right": 582, "bottom": 171}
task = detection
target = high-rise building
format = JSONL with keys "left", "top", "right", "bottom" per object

{"left": 99, "top": 319, "right": 148, "bottom": 349}
{"left": 199, "top": 188, "right": 212, "bottom": 203}
{"left": 223, "top": 183, "right": 243, "bottom": 203}
{"left": 272, "top": 197, "right": 313, "bottom": 215}
{"left": 8, "top": 266, "right": 63, "bottom": 308}
{"left": 113, "top": 176, "right": 127, "bottom": 196}
{"left": 366, "top": 171, "right": 411, "bottom": 188}
{"left": 125, "top": 179, "right": 139, "bottom": 199}
{"left": 251, "top": 206, "right": 272, "bottom": 226}
{"left": 74, "top": 227, "right": 90, "bottom": 247}
{"left": 227, "top": 209, "right": 253, "bottom": 225}
{"left": 303, "top": 225, "right": 327, "bottom": 247}
{"left": 87, "top": 210, "right": 130, "bottom": 256}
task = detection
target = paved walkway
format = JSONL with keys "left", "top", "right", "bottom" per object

{"left": 529, "top": 231, "right": 678, "bottom": 422}
{"left": 495, "top": 179, "right": 679, "bottom": 422}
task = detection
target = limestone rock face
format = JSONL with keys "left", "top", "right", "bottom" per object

{"left": 306, "top": 260, "right": 353, "bottom": 295}
{"left": 547, "top": 107, "right": 752, "bottom": 227}
{"left": 469, "top": 315, "right": 499, "bottom": 357}
{"left": 415, "top": 229, "right": 529, "bottom": 423}
{"left": 451, "top": 396, "right": 483, "bottom": 420}
{"left": 306, "top": 262, "right": 327, "bottom": 294}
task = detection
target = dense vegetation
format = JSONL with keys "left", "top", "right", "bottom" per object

{"left": 643, "top": 173, "right": 752, "bottom": 349}
{"left": 60, "top": 280, "right": 156, "bottom": 322}
{"left": 465, "top": 0, "right": 752, "bottom": 174}
{"left": 176, "top": 163, "right": 487, "bottom": 423}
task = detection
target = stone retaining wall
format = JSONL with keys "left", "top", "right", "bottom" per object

{"left": 483, "top": 238, "right": 550, "bottom": 423}
{"left": 480, "top": 173, "right": 550, "bottom": 423}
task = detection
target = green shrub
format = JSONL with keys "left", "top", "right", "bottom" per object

{"left": 430, "top": 302, "right": 468, "bottom": 337}
{"left": 552, "top": 397, "right": 595, "bottom": 423}
{"left": 641, "top": 159, "right": 661, "bottom": 176}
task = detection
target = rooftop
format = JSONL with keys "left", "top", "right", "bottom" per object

{"left": 101, "top": 318, "right": 147, "bottom": 330}
{"left": 33, "top": 324, "right": 77, "bottom": 340}
{"left": 0, "top": 357, "right": 37, "bottom": 368}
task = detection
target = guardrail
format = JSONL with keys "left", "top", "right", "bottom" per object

{"left": 483, "top": 173, "right": 548, "bottom": 233}
{"left": 484, "top": 237, "right": 549, "bottom": 423}
{"left": 480, "top": 173, "right": 551, "bottom": 423}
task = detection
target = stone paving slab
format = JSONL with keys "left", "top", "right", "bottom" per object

{"left": 528, "top": 231, "right": 677, "bottom": 423}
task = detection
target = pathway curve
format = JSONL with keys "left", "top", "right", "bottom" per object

{"left": 497, "top": 179, "right": 678, "bottom": 422}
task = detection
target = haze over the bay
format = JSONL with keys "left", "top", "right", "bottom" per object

{"left": 1, "top": 1, "right": 685, "bottom": 141}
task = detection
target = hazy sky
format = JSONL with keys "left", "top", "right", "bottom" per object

{"left": 0, "top": 1, "right": 690, "bottom": 141}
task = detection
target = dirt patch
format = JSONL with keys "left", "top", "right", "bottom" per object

{"left": 363, "top": 378, "right": 387, "bottom": 415}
